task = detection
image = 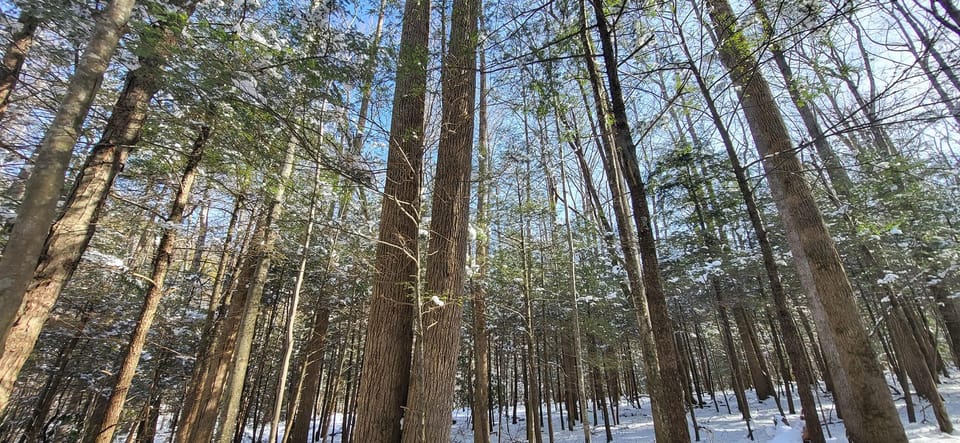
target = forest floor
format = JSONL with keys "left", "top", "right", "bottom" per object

{"left": 444, "top": 374, "right": 960, "bottom": 442}
{"left": 154, "top": 373, "right": 960, "bottom": 442}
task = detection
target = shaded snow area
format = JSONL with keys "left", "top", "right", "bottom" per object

{"left": 148, "top": 375, "right": 960, "bottom": 442}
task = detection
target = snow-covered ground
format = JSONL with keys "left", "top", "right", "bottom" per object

{"left": 445, "top": 375, "right": 960, "bottom": 442}
{"left": 151, "top": 374, "right": 960, "bottom": 442}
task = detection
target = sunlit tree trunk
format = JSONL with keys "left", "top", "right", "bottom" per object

{"left": 216, "top": 144, "right": 296, "bottom": 443}
{"left": 750, "top": 0, "right": 854, "bottom": 196}
{"left": 0, "top": 0, "right": 137, "bottom": 413}
{"left": 174, "top": 194, "right": 244, "bottom": 442}
{"left": 471, "top": 14, "right": 491, "bottom": 441}
{"left": 267, "top": 160, "right": 320, "bottom": 443}
{"left": 85, "top": 124, "right": 209, "bottom": 443}
{"left": 703, "top": 0, "right": 908, "bottom": 440}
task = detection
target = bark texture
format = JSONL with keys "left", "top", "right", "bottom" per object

{"left": 400, "top": 0, "right": 477, "bottom": 436}
{"left": 704, "top": 0, "right": 908, "bottom": 440}
{"left": 85, "top": 125, "right": 208, "bottom": 443}
{"left": 0, "top": 0, "right": 137, "bottom": 414}
{"left": 351, "top": 0, "right": 430, "bottom": 438}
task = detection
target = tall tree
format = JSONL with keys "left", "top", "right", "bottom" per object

{"left": 84, "top": 123, "right": 209, "bottom": 443}
{"left": 0, "top": 11, "right": 39, "bottom": 121}
{"left": 216, "top": 143, "right": 296, "bottom": 443}
{"left": 0, "top": 0, "right": 138, "bottom": 414}
{"left": 267, "top": 158, "right": 320, "bottom": 443}
{"left": 681, "top": 52, "right": 825, "bottom": 441}
{"left": 400, "top": 0, "right": 478, "bottom": 436}
{"left": 703, "top": 0, "right": 909, "bottom": 440}
{"left": 470, "top": 13, "right": 492, "bottom": 441}
{"left": 351, "top": 0, "right": 431, "bottom": 437}
{"left": 586, "top": 0, "right": 691, "bottom": 440}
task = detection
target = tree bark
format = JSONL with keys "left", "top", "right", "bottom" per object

{"left": 884, "top": 293, "right": 952, "bottom": 432}
{"left": 703, "top": 0, "right": 908, "bottom": 440}
{"left": 0, "top": 1, "right": 200, "bottom": 415}
{"left": 556, "top": 142, "right": 590, "bottom": 443}
{"left": 587, "top": 1, "right": 690, "bottom": 440}
{"left": 471, "top": 15, "right": 491, "bottom": 441}
{"left": 216, "top": 143, "right": 296, "bottom": 443}
{"left": 174, "top": 195, "right": 244, "bottom": 442}
{"left": 351, "top": 0, "right": 431, "bottom": 436}
{"left": 750, "top": 0, "right": 854, "bottom": 197}
{"left": 0, "top": 0, "right": 137, "bottom": 413}
{"left": 86, "top": 124, "right": 209, "bottom": 443}
{"left": 0, "top": 13, "right": 38, "bottom": 121}
{"left": 267, "top": 161, "right": 321, "bottom": 443}
{"left": 732, "top": 305, "right": 774, "bottom": 401}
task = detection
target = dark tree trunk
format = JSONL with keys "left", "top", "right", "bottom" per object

{"left": 0, "top": 13, "right": 38, "bottom": 121}
{"left": 585, "top": 0, "right": 690, "bottom": 440}
{"left": 351, "top": 0, "right": 431, "bottom": 434}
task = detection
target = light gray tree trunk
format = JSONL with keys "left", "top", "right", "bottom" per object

{"left": 0, "top": 0, "right": 137, "bottom": 414}
{"left": 703, "top": 0, "right": 909, "bottom": 440}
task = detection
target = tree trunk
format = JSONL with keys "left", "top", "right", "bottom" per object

{"left": 885, "top": 295, "right": 953, "bottom": 432}
{"left": 556, "top": 142, "right": 590, "bottom": 442}
{"left": 134, "top": 351, "right": 170, "bottom": 443}
{"left": 216, "top": 144, "right": 295, "bottom": 443}
{"left": 174, "top": 194, "right": 243, "bottom": 442}
{"left": 0, "top": 0, "right": 137, "bottom": 413}
{"left": 397, "top": 0, "right": 478, "bottom": 436}
{"left": 190, "top": 195, "right": 210, "bottom": 275}
{"left": 703, "top": 0, "right": 908, "bottom": 440}
{"left": 181, "top": 209, "right": 260, "bottom": 443}
{"left": 715, "top": 286, "right": 751, "bottom": 426}
{"left": 0, "top": 13, "right": 38, "bottom": 121}
{"left": 471, "top": 15, "right": 492, "bottom": 442}
{"left": 733, "top": 305, "right": 774, "bottom": 401}
{"left": 267, "top": 160, "right": 321, "bottom": 443}
{"left": 287, "top": 300, "right": 331, "bottom": 442}
{"left": 560, "top": 333, "right": 578, "bottom": 429}
{"left": 750, "top": 0, "right": 855, "bottom": 197}
{"left": 86, "top": 124, "right": 209, "bottom": 443}
{"left": 572, "top": 50, "right": 662, "bottom": 437}
{"left": 351, "top": 0, "right": 430, "bottom": 435}
{"left": 587, "top": 1, "right": 690, "bottom": 440}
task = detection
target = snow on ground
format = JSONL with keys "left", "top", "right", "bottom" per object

{"left": 148, "top": 374, "right": 960, "bottom": 442}
{"left": 444, "top": 374, "right": 960, "bottom": 442}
